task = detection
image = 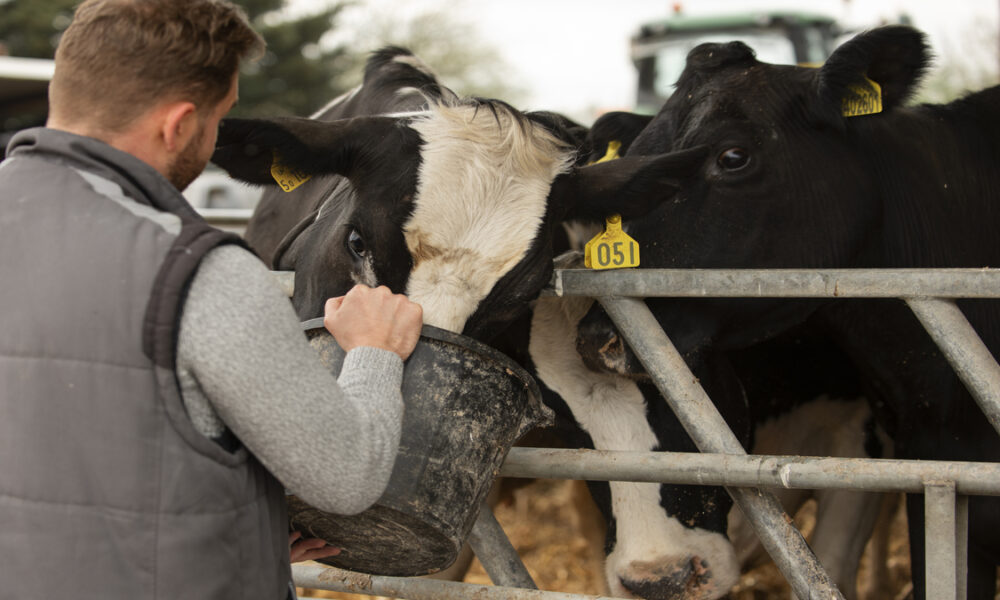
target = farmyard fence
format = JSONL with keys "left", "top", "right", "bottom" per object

{"left": 284, "top": 268, "right": 1000, "bottom": 600}
{"left": 204, "top": 213, "right": 1000, "bottom": 600}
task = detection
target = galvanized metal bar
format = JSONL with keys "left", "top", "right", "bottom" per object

{"left": 197, "top": 207, "right": 254, "bottom": 227}
{"left": 467, "top": 505, "right": 537, "bottom": 589}
{"left": 924, "top": 482, "right": 958, "bottom": 600}
{"left": 957, "top": 494, "right": 969, "bottom": 600}
{"left": 906, "top": 297, "right": 1000, "bottom": 436}
{"left": 551, "top": 268, "right": 1000, "bottom": 299}
{"left": 292, "top": 563, "right": 627, "bottom": 600}
{"left": 499, "top": 448, "right": 1000, "bottom": 496}
{"left": 597, "top": 295, "right": 844, "bottom": 600}
{"left": 596, "top": 296, "right": 747, "bottom": 453}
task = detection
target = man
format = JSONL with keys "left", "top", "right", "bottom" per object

{"left": 0, "top": 1, "right": 422, "bottom": 598}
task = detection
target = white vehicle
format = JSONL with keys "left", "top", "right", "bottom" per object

{"left": 0, "top": 56, "right": 54, "bottom": 154}
{"left": 0, "top": 55, "right": 260, "bottom": 224}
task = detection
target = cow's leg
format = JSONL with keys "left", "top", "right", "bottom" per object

{"left": 809, "top": 489, "right": 884, "bottom": 600}
{"left": 858, "top": 493, "right": 899, "bottom": 600}
{"left": 727, "top": 487, "right": 812, "bottom": 572}
{"left": 807, "top": 399, "right": 892, "bottom": 600}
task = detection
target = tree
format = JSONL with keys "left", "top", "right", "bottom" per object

{"left": 334, "top": 7, "right": 526, "bottom": 104}
{"left": 0, "top": 0, "right": 523, "bottom": 117}
{"left": 232, "top": 0, "right": 356, "bottom": 117}
{"left": 915, "top": 20, "right": 999, "bottom": 104}
{"left": 0, "top": 0, "right": 76, "bottom": 58}
{"left": 0, "top": 0, "right": 354, "bottom": 118}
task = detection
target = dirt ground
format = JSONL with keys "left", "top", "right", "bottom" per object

{"left": 298, "top": 478, "right": 996, "bottom": 600}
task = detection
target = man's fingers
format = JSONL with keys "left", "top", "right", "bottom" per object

{"left": 324, "top": 295, "right": 345, "bottom": 313}
{"left": 323, "top": 284, "right": 424, "bottom": 359}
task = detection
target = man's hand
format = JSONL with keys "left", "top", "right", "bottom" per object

{"left": 324, "top": 285, "right": 423, "bottom": 360}
{"left": 289, "top": 531, "right": 341, "bottom": 563}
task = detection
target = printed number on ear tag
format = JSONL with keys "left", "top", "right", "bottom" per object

{"left": 842, "top": 76, "right": 882, "bottom": 117}
{"left": 584, "top": 215, "right": 640, "bottom": 270}
{"left": 270, "top": 152, "right": 311, "bottom": 192}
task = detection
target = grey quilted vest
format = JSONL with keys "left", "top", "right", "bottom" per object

{"left": 0, "top": 128, "right": 290, "bottom": 599}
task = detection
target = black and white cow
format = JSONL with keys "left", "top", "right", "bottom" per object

{"left": 211, "top": 46, "right": 692, "bottom": 344}
{"left": 571, "top": 25, "right": 1000, "bottom": 599}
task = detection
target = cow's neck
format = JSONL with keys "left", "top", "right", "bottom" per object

{"left": 853, "top": 88, "right": 1000, "bottom": 269}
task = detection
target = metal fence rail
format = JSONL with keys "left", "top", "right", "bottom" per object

{"left": 285, "top": 267, "right": 1000, "bottom": 600}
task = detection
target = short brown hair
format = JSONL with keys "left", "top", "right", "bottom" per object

{"left": 50, "top": 0, "right": 264, "bottom": 133}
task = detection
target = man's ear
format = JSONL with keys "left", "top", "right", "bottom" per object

{"left": 161, "top": 101, "right": 199, "bottom": 153}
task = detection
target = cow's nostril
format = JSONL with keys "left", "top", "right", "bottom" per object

{"left": 690, "top": 556, "right": 709, "bottom": 584}
{"left": 619, "top": 556, "right": 713, "bottom": 600}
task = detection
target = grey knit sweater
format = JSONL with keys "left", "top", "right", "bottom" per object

{"left": 176, "top": 244, "right": 404, "bottom": 515}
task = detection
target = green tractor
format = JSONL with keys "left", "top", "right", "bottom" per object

{"left": 631, "top": 11, "right": 843, "bottom": 113}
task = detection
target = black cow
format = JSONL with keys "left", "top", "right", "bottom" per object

{"left": 211, "top": 46, "right": 691, "bottom": 344}
{"left": 574, "top": 25, "right": 1000, "bottom": 599}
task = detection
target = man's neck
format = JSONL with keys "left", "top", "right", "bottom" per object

{"left": 46, "top": 117, "right": 169, "bottom": 178}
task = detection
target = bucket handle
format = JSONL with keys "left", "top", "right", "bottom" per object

{"left": 514, "top": 381, "right": 554, "bottom": 440}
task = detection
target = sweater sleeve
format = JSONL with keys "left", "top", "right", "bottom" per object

{"left": 175, "top": 244, "right": 404, "bottom": 515}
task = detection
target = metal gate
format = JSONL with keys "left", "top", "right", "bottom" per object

{"left": 285, "top": 267, "right": 1000, "bottom": 600}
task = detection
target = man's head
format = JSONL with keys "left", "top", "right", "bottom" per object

{"left": 48, "top": 0, "right": 262, "bottom": 188}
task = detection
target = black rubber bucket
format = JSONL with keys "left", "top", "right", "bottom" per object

{"left": 289, "top": 321, "right": 550, "bottom": 576}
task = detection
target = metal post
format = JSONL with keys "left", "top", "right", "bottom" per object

{"left": 498, "top": 448, "right": 1000, "bottom": 495}
{"left": 924, "top": 481, "right": 958, "bottom": 600}
{"left": 292, "top": 563, "right": 626, "bottom": 600}
{"left": 552, "top": 268, "right": 1000, "bottom": 299}
{"left": 467, "top": 505, "right": 537, "bottom": 589}
{"left": 906, "top": 298, "right": 1000, "bottom": 436}
{"left": 597, "top": 295, "right": 844, "bottom": 600}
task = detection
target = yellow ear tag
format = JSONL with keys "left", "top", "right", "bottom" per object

{"left": 270, "top": 151, "right": 311, "bottom": 192}
{"left": 584, "top": 214, "right": 640, "bottom": 270}
{"left": 592, "top": 139, "right": 622, "bottom": 164}
{"left": 842, "top": 76, "right": 882, "bottom": 117}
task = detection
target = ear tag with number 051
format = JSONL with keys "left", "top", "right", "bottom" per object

{"left": 270, "top": 151, "right": 311, "bottom": 192}
{"left": 584, "top": 214, "right": 640, "bottom": 270}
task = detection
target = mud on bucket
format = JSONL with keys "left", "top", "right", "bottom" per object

{"left": 289, "top": 321, "right": 550, "bottom": 576}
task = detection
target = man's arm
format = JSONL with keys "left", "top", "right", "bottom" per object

{"left": 176, "top": 244, "right": 420, "bottom": 515}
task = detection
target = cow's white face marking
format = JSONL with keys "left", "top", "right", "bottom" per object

{"left": 403, "top": 103, "right": 574, "bottom": 332}
{"left": 529, "top": 291, "right": 740, "bottom": 600}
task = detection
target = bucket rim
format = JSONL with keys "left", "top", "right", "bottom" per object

{"left": 300, "top": 318, "right": 550, "bottom": 430}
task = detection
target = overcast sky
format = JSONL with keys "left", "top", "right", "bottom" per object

{"left": 292, "top": 0, "right": 999, "bottom": 122}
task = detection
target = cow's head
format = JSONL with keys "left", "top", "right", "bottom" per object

{"left": 582, "top": 26, "right": 930, "bottom": 357}
{"left": 212, "top": 101, "right": 704, "bottom": 342}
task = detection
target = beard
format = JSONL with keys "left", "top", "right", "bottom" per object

{"left": 167, "top": 126, "right": 209, "bottom": 191}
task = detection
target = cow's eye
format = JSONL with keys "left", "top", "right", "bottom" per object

{"left": 717, "top": 148, "right": 750, "bottom": 171}
{"left": 346, "top": 228, "right": 367, "bottom": 259}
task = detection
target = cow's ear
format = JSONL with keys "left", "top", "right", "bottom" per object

{"left": 816, "top": 25, "right": 930, "bottom": 122}
{"left": 211, "top": 116, "right": 401, "bottom": 185}
{"left": 582, "top": 111, "right": 654, "bottom": 164}
{"left": 551, "top": 145, "right": 707, "bottom": 223}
